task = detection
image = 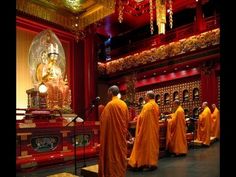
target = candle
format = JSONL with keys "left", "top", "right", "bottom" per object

{"left": 50, "top": 44, "right": 53, "bottom": 53}
{"left": 55, "top": 44, "right": 58, "bottom": 53}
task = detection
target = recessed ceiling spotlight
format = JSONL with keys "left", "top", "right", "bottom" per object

{"left": 174, "top": 68, "right": 178, "bottom": 70}
{"left": 164, "top": 70, "right": 166, "bottom": 73}
{"left": 186, "top": 65, "right": 189, "bottom": 68}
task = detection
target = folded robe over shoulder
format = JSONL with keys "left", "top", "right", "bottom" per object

{"left": 98, "top": 96, "right": 129, "bottom": 177}
{"left": 166, "top": 106, "right": 188, "bottom": 155}
{"left": 196, "top": 106, "right": 211, "bottom": 146}
{"left": 128, "top": 99, "right": 160, "bottom": 168}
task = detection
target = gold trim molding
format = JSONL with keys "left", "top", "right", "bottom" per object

{"left": 16, "top": 0, "right": 115, "bottom": 31}
{"left": 98, "top": 28, "right": 220, "bottom": 75}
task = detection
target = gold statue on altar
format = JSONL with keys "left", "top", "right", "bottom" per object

{"left": 28, "top": 30, "right": 72, "bottom": 113}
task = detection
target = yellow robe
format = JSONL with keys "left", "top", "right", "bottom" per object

{"left": 98, "top": 96, "right": 129, "bottom": 177}
{"left": 211, "top": 107, "right": 220, "bottom": 139}
{"left": 196, "top": 106, "right": 211, "bottom": 146}
{"left": 166, "top": 106, "right": 188, "bottom": 155}
{"left": 128, "top": 99, "right": 160, "bottom": 168}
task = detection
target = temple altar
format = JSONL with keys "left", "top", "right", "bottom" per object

{"left": 16, "top": 115, "right": 100, "bottom": 171}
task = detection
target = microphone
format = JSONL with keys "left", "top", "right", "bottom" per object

{"left": 91, "top": 96, "right": 100, "bottom": 106}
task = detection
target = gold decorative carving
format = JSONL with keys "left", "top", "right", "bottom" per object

{"left": 21, "top": 150, "right": 28, "bottom": 156}
{"left": 19, "top": 123, "right": 36, "bottom": 129}
{"left": 62, "top": 146, "right": 68, "bottom": 151}
{"left": 98, "top": 28, "right": 220, "bottom": 75}
{"left": 60, "top": 130, "right": 70, "bottom": 137}
{"left": 17, "top": 154, "right": 33, "bottom": 159}
{"left": 16, "top": 0, "right": 115, "bottom": 31}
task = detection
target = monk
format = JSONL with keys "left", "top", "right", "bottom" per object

{"left": 195, "top": 101, "right": 212, "bottom": 146}
{"left": 211, "top": 104, "right": 220, "bottom": 139}
{"left": 98, "top": 104, "right": 105, "bottom": 120}
{"left": 128, "top": 90, "right": 160, "bottom": 171}
{"left": 166, "top": 100, "right": 188, "bottom": 156}
{"left": 98, "top": 85, "right": 129, "bottom": 177}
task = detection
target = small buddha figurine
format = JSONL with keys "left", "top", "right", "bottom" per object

{"left": 42, "top": 53, "right": 62, "bottom": 82}
{"left": 36, "top": 51, "right": 49, "bottom": 83}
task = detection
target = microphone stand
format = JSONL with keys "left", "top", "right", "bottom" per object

{"left": 81, "top": 104, "right": 95, "bottom": 167}
{"left": 189, "top": 117, "right": 198, "bottom": 148}
{"left": 65, "top": 100, "right": 97, "bottom": 175}
{"left": 65, "top": 114, "right": 82, "bottom": 175}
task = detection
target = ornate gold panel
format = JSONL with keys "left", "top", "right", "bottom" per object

{"left": 16, "top": 0, "right": 115, "bottom": 31}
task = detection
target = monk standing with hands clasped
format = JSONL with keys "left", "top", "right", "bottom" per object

{"left": 98, "top": 85, "right": 129, "bottom": 177}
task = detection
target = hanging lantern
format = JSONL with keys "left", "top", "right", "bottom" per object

{"left": 168, "top": 0, "right": 173, "bottom": 29}
{"left": 156, "top": 0, "right": 167, "bottom": 34}
{"left": 118, "top": 0, "right": 128, "bottom": 23}
{"left": 149, "top": 0, "right": 154, "bottom": 35}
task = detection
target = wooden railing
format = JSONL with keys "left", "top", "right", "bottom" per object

{"left": 109, "top": 15, "right": 220, "bottom": 60}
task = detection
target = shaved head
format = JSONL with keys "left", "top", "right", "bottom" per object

{"left": 212, "top": 104, "right": 216, "bottom": 109}
{"left": 202, "top": 101, "right": 208, "bottom": 108}
{"left": 174, "top": 100, "right": 180, "bottom": 106}
{"left": 108, "top": 85, "right": 119, "bottom": 96}
{"left": 146, "top": 90, "right": 155, "bottom": 99}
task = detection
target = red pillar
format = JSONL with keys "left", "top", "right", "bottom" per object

{"left": 200, "top": 65, "right": 218, "bottom": 108}
{"left": 84, "top": 25, "right": 97, "bottom": 120}
{"left": 73, "top": 40, "right": 85, "bottom": 116}
{"left": 194, "top": 0, "right": 206, "bottom": 33}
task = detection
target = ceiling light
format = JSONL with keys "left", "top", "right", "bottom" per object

{"left": 63, "top": 0, "right": 81, "bottom": 13}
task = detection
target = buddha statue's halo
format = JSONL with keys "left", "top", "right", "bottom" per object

{"left": 28, "top": 30, "right": 66, "bottom": 85}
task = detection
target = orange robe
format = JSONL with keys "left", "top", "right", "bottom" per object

{"left": 211, "top": 107, "right": 220, "bottom": 139}
{"left": 98, "top": 96, "right": 129, "bottom": 177}
{"left": 196, "top": 106, "right": 211, "bottom": 146}
{"left": 98, "top": 104, "right": 105, "bottom": 120}
{"left": 166, "top": 106, "right": 188, "bottom": 155}
{"left": 128, "top": 99, "right": 160, "bottom": 168}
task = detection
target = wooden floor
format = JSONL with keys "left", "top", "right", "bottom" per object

{"left": 47, "top": 172, "right": 80, "bottom": 177}
{"left": 79, "top": 140, "right": 220, "bottom": 177}
{"left": 16, "top": 140, "right": 219, "bottom": 177}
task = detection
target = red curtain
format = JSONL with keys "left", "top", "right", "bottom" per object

{"left": 195, "top": 0, "right": 206, "bottom": 33}
{"left": 84, "top": 26, "right": 97, "bottom": 120}
{"left": 72, "top": 41, "right": 85, "bottom": 115}
{"left": 200, "top": 69, "right": 218, "bottom": 109}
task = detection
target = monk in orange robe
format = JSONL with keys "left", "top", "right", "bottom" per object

{"left": 211, "top": 104, "right": 220, "bottom": 139}
{"left": 195, "top": 101, "right": 212, "bottom": 146}
{"left": 98, "top": 85, "right": 129, "bottom": 177}
{"left": 98, "top": 104, "right": 105, "bottom": 120}
{"left": 166, "top": 100, "right": 188, "bottom": 156}
{"left": 128, "top": 91, "right": 160, "bottom": 170}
